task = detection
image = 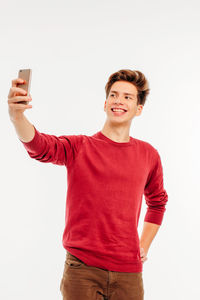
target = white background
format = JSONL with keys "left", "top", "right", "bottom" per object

{"left": 1, "top": 0, "right": 200, "bottom": 299}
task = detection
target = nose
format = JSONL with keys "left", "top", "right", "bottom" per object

{"left": 114, "top": 98, "right": 123, "bottom": 105}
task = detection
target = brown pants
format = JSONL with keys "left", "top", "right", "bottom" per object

{"left": 60, "top": 251, "right": 144, "bottom": 300}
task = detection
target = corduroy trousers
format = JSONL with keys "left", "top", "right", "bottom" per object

{"left": 60, "top": 251, "right": 144, "bottom": 300}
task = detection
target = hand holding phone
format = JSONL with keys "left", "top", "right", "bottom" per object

{"left": 7, "top": 69, "right": 33, "bottom": 122}
{"left": 17, "top": 69, "right": 32, "bottom": 104}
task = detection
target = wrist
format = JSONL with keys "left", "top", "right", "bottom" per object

{"left": 10, "top": 113, "right": 25, "bottom": 123}
{"left": 139, "top": 241, "right": 149, "bottom": 254}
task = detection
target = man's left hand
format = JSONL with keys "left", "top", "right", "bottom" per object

{"left": 140, "top": 247, "right": 148, "bottom": 263}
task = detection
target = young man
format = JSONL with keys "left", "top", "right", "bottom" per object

{"left": 8, "top": 69, "right": 168, "bottom": 300}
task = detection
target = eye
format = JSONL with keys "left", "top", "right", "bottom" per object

{"left": 125, "top": 96, "right": 132, "bottom": 99}
{"left": 110, "top": 94, "right": 115, "bottom": 97}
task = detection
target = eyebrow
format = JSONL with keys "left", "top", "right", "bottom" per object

{"left": 110, "top": 90, "right": 136, "bottom": 97}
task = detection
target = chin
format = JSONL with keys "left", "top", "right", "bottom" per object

{"left": 109, "top": 118, "right": 132, "bottom": 125}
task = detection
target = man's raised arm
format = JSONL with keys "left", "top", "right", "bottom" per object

{"left": 8, "top": 77, "right": 83, "bottom": 167}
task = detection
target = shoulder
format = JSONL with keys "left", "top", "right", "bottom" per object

{"left": 59, "top": 132, "right": 98, "bottom": 146}
{"left": 57, "top": 133, "right": 85, "bottom": 152}
{"left": 133, "top": 137, "right": 159, "bottom": 155}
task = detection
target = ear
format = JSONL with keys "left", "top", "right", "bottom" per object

{"left": 136, "top": 105, "right": 143, "bottom": 116}
{"left": 104, "top": 100, "right": 107, "bottom": 111}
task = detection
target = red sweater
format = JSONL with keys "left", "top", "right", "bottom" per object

{"left": 19, "top": 126, "right": 168, "bottom": 272}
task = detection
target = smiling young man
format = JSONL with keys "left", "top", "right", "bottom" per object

{"left": 102, "top": 79, "right": 142, "bottom": 142}
{"left": 9, "top": 69, "right": 168, "bottom": 300}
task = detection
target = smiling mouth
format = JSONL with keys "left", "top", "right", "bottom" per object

{"left": 111, "top": 108, "right": 127, "bottom": 112}
{"left": 111, "top": 108, "right": 127, "bottom": 115}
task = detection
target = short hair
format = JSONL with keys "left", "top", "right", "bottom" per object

{"left": 105, "top": 69, "right": 150, "bottom": 106}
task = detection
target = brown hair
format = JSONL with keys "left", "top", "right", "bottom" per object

{"left": 105, "top": 69, "right": 150, "bottom": 106}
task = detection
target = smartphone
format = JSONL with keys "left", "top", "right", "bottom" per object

{"left": 17, "top": 69, "right": 32, "bottom": 105}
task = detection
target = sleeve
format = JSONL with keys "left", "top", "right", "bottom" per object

{"left": 19, "top": 125, "right": 84, "bottom": 167}
{"left": 144, "top": 150, "right": 168, "bottom": 225}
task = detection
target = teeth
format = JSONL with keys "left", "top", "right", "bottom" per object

{"left": 112, "top": 109, "right": 126, "bottom": 112}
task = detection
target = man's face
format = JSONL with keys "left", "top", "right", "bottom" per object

{"left": 104, "top": 80, "right": 143, "bottom": 124}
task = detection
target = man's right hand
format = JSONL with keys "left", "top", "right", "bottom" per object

{"left": 8, "top": 78, "right": 32, "bottom": 122}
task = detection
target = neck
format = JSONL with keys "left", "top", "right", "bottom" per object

{"left": 101, "top": 121, "right": 131, "bottom": 143}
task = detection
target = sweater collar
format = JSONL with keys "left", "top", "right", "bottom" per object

{"left": 94, "top": 131, "right": 135, "bottom": 147}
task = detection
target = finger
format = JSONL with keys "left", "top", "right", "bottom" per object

{"left": 9, "top": 103, "right": 32, "bottom": 109}
{"left": 11, "top": 78, "right": 26, "bottom": 88}
{"left": 141, "top": 257, "right": 147, "bottom": 264}
{"left": 143, "top": 258, "right": 147, "bottom": 263}
{"left": 8, "top": 96, "right": 31, "bottom": 103}
{"left": 143, "top": 256, "right": 148, "bottom": 261}
{"left": 8, "top": 87, "right": 27, "bottom": 98}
